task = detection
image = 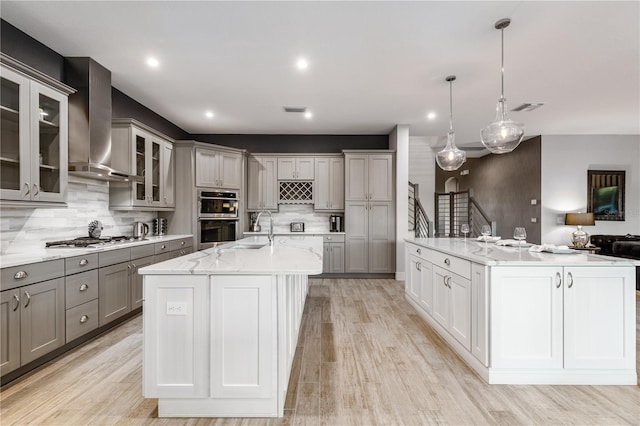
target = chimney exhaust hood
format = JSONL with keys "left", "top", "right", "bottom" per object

{"left": 64, "top": 57, "right": 138, "bottom": 182}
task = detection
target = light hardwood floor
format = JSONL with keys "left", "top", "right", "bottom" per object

{"left": 1, "top": 279, "right": 639, "bottom": 425}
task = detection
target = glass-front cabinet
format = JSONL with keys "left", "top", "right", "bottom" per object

{"left": 1, "top": 61, "right": 72, "bottom": 204}
{"left": 110, "top": 119, "right": 174, "bottom": 210}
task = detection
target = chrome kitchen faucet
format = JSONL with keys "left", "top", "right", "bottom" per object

{"left": 255, "top": 210, "right": 274, "bottom": 245}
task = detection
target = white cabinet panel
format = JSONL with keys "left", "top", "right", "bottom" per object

{"left": 368, "top": 155, "right": 393, "bottom": 201}
{"left": 314, "top": 157, "right": 344, "bottom": 210}
{"left": 247, "top": 156, "right": 277, "bottom": 211}
{"left": 491, "top": 267, "right": 564, "bottom": 369}
{"left": 563, "top": 267, "right": 635, "bottom": 370}
{"left": 143, "top": 275, "right": 209, "bottom": 398}
{"left": 345, "top": 155, "right": 368, "bottom": 201}
{"left": 162, "top": 142, "right": 175, "bottom": 207}
{"left": 278, "top": 157, "right": 314, "bottom": 180}
{"left": 368, "top": 202, "right": 394, "bottom": 273}
{"left": 406, "top": 255, "right": 421, "bottom": 302}
{"left": 195, "top": 148, "right": 242, "bottom": 189}
{"left": 448, "top": 272, "right": 471, "bottom": 350}
{"left": 345, "top": 201, "right": 368, "bottom": 273}
{"left": 471, "top": 263, "right": 488, "bottom": 366}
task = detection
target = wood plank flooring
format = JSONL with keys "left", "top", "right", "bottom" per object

{"left": 1, "top": 279, "right": 639, "bottom": 425}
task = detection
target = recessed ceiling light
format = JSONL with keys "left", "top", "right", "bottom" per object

{"left": 304, "top": 111, "right": 313, "bottom": 119}
{"left": 205, "top": 111, "right": 214, "bottom": 118}
{"left": 146, "top": 57, "right": 159, "bottom": 68}
{"left": 427, "top": 112, "right": 436, "bottom": 120}
{"left": 296, "top": 58, "right": 309, "bottom": 70}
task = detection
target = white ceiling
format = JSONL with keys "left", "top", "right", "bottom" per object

{"left": 2, "top": 1, "right": 639, "bottom": 147}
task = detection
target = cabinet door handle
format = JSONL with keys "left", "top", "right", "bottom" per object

{"left": 24, "top": 182, "right": 30, "bottom": 197}
{"left": 127, "top": 264, "right": 132, "bottom": 273}
{"left": 417, "top": 248, "right": 421, "bottom": 255}
{"left": 79, "top": 283, "right": 89, "bottom": 292}
{"left": 79, "top": 315, "right": 89, "bottom": 324}
{"left": 13, "top": 270, "right": 28, "bottom": 280}
{"left": 443, "top": 275, "right": 448, "bottom": 286}
{"left": 447, "top": 276, "right": 452, "bottom": 288}
{"left": 24, "top": 290, "right": 31, "bottom": 308}
{"left": 79, "top": 258, "right": 89, "bottom": 266}
{"left": 555, "top": 272, "right": 562, "bottom": 288}
{"left": 567, "top": 272, "right": 574, "bottom": 288}
{"left": 12, "top": 294, "right": 20, "bottom": 311}
{"left": 32, "top": 183, "right": 39, "bottom": 196}
{"left": 132, "top": 263, "right": 137, "bottom": 273}
{"left": 444, "top": 258, "right": 451, "bottom": 266}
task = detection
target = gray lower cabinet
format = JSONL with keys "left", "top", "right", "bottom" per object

{"left": 131, "top": 255, "right": 155, "bottom": 310}
{"left": 322, "top": 234, "right": 345, "bottom": 273}
{"left": 1, "top": 276, "right": 65, "bottom": 376}
{"left": 98, "top": 261, "right": 132, "bottom": 327}
{"left": 345, "top": 200, "right": 395, "bottom": 273}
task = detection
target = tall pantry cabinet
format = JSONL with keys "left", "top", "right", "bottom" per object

{"left": 344, "top": 151, "right": 395, "bottom": 273}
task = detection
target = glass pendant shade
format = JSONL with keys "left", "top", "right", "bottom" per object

{"left": 436, "top": 131, "right": 466, "bottom": 171}
{"left": 480, "top": 98, "right": 525, "bottom": 153}
{"left": 436, "top": 75, "right": 466, "bottom": 171}
{"left": 481, "top": 18, "right": 525, "bottom": 154}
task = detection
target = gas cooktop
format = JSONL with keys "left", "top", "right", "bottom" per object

{"left": 45, "top": 236, "right": 137, "bottom": 248}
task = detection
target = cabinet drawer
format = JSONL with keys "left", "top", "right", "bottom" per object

{"left": 1, "top": 259, "right": 65, "bottom": 291}
{"left": 323, "top": 234, "right": 345, "bottom": 243}
{"left": 65, "top": 269, "right": 99, "bottom": 309}
{"left": 66, "top": 299, "right": 99, "bottom": 343}
{"left": 155, "top": 252, "right": 172, "bottom": 263}
{"left": 407, "top": 244, "right": 432, "bottom": 262}
{"left": 170, "top": 237, "right": 193, "bottom": 251}
{"left": 155, "top": 242, "right": 171, "bottom": 255}
{"left": 431, "top": 251, "right": 470, "bottom": 280}
{"left": 99, "top": 248, "right": 131, "bottom": 267}
{"left": 131, "top": 243, "right": 155, "bottom": 260}
{"left": 65, "top": 254, "right": 98, "bottom": 275}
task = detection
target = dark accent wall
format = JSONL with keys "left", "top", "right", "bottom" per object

{"left": 191, "top": 134, "right": 388, "bottom": 153}
{"left": 111, "top": 88, "right": 189, "bottom": 140}
{"left": 435, "top": 136, "right": 542, "bottom": 244}
{"left": 0, "top": 19, "right": 64, "bottom": 81}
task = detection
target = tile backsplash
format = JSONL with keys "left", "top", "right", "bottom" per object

{"left": 1, "top": 176, "right": 156, "bottom": 254}
{"left": 251, "top": 204, "right": 339, "bottom": 233}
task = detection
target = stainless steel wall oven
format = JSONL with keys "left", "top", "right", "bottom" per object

{"left": 198, "top": 219, "right": 237, "bottom": 250}
{"left": 198, "top": 190, "right": 239, "bottom": 218}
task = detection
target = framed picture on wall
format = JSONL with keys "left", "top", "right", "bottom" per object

{"left": 587, "top": 170, "right": 625, "bottom": 221}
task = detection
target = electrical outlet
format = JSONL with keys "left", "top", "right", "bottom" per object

{"left": 531, "top": 217, "right": 537, "bottom": 223}
{"left": 531, "top": 199, "right": 537, "bottom": 205}
{"left": 166, "top": 302, "right": 187, "bottom": 316}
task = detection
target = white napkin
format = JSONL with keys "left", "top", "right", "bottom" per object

{"left": 529, "top": 243, "right": 570, "bottom": 252}
{"left": 495, "top": 239, "right": 526, "bottom": 246}
{"left": 477, "top": 236, "right": 501, "bottom": 242}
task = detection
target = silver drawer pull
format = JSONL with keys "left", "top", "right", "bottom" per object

{"left": 161, "top": 244, "right": 166, "bottom": 250}
{"left": 567, "top": 272, "right": 574, "bottom": 288}
{"left": 444, "top": 258, "right": 451, "bottom": 266}
{"left": 79, "top": 258, "right": 89, "bottom": 266}
{"left": 180, "top": 241, "right": 185, "bottom": 246}
{"left": 417, "top": 248, "right": 421, "bottom": 255}
{"left": 555, "top": 272, "right": 562, "bottom": 289}
{"left": 24, "top": 290, "right": 31, "bottom": 308}
{"left": 447, "top": 276, "right": 452, "bottom": 288}
{"left": 14, "top": 270, "right": 28, "bottom": 280}
{"left": 79, "top": 284, "right": 89, "bottom": 292}
{"left": 12, "top": 294, "right": 20, "bottom": 311}
{"left": 79, "top": 315, "right": 89, "bottom": 324}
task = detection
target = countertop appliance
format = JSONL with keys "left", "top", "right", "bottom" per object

{"left": 290, "top": 222, "right": 305, "bottom": 232}
{"left": 133, "top": 222, "right": 149, "bottom": 239}
{"left": 330, "top": 215, "right": 343, "bottom": 232}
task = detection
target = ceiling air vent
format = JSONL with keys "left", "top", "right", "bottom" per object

{"left": 512, "top": 103, "right": 544, "bottom": 112}
{"left": 283, "top": 106, "right": 307, "bottom": 113}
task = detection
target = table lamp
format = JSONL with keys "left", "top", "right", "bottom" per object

{"left": 565, "top": 212, "right": 595, "bottom": 248}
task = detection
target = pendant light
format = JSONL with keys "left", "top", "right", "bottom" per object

{"left": 480, "top": 18, "right": 524, "bottom": 154}
{"left": 436, "top": 75, "right": 466, "bottom": 171}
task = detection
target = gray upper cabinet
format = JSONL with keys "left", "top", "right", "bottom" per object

{"left": 0, "top": 61, "right": 74, "bottom": 205}
{"left": 247, "top": 156, "right": 278, "bottom": 211}
{"left": 195, "top": 148, "right": 242, "bottom": 189}
{"left": 314, "top": 157, "right": 344, "bottom": 211}
{"left": 344, "top": 153, "right": 393, "bottom": 202}
{"left": 277, "top": 157, "right": 314, "bottom": 180}
{"left": 110, "top": 119, "right": 175, "bottom": 211}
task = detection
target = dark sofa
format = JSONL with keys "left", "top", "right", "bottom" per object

{"left": 590, "top": 234, "right": 640, "bottom": 290}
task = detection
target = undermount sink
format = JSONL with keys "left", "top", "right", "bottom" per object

{"left": 225, "top": 243, "right": 267, "bottom": 250}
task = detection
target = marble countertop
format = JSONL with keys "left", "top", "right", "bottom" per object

{"left": 0, "top": 235, "right": 193, "bottom": 269}
{"left": 406, "top": 237, "right": 639, "bottom": 266}
{"left": 139, "top": 235, "right": 324, "bottom": 275}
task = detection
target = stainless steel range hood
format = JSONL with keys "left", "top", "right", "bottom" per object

{"left": 64, "top": 57, "right": 138, "bottom": 182}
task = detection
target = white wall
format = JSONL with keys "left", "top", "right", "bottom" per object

{"left": 409, "top": 136, "right": 436, "bottom": 222}
{"left": 541, "top": 135, "right": 640, "bottom": 245}
{"left": 390, "top": 125, "right": 410, "bottom": 280}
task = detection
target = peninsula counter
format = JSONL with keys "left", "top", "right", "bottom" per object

{"left": 138, "top": 236, "right": 323, "bottom": 417}
{"left": 404, "top": 237, "right": 637, "bottom": 385}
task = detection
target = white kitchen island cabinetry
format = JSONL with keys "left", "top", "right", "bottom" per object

{"left": 404, "top": 238, "right": 637, "bottom": 385}
{"left": 139, "top": 236, "right": 323, "bottom": 417}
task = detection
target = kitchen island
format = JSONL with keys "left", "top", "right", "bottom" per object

{"left": 138, "top": 235, "right": 323, "bottom": 418}
{"left": 405, "top": 237, "right": 637, "bottom": 385}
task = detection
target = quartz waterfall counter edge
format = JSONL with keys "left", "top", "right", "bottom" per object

{"left": 141, "top": 236, "right": 322, "bottom": 417}
{"left": 404, "top": 238, "right": 637, "bottom": 385}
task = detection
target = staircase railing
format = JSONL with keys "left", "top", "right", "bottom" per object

{"left": 469, "top": 197, "right": 496, "bottom": 237}
{"left": 409, "top": 181, "right": 431, "bottom": 238}
{"left": 435, "top": 191, "right": 496, "bottom": 237}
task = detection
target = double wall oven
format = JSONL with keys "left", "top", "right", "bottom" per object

{"left": 197, "top": 190, "right": 239, "bottom": 250}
